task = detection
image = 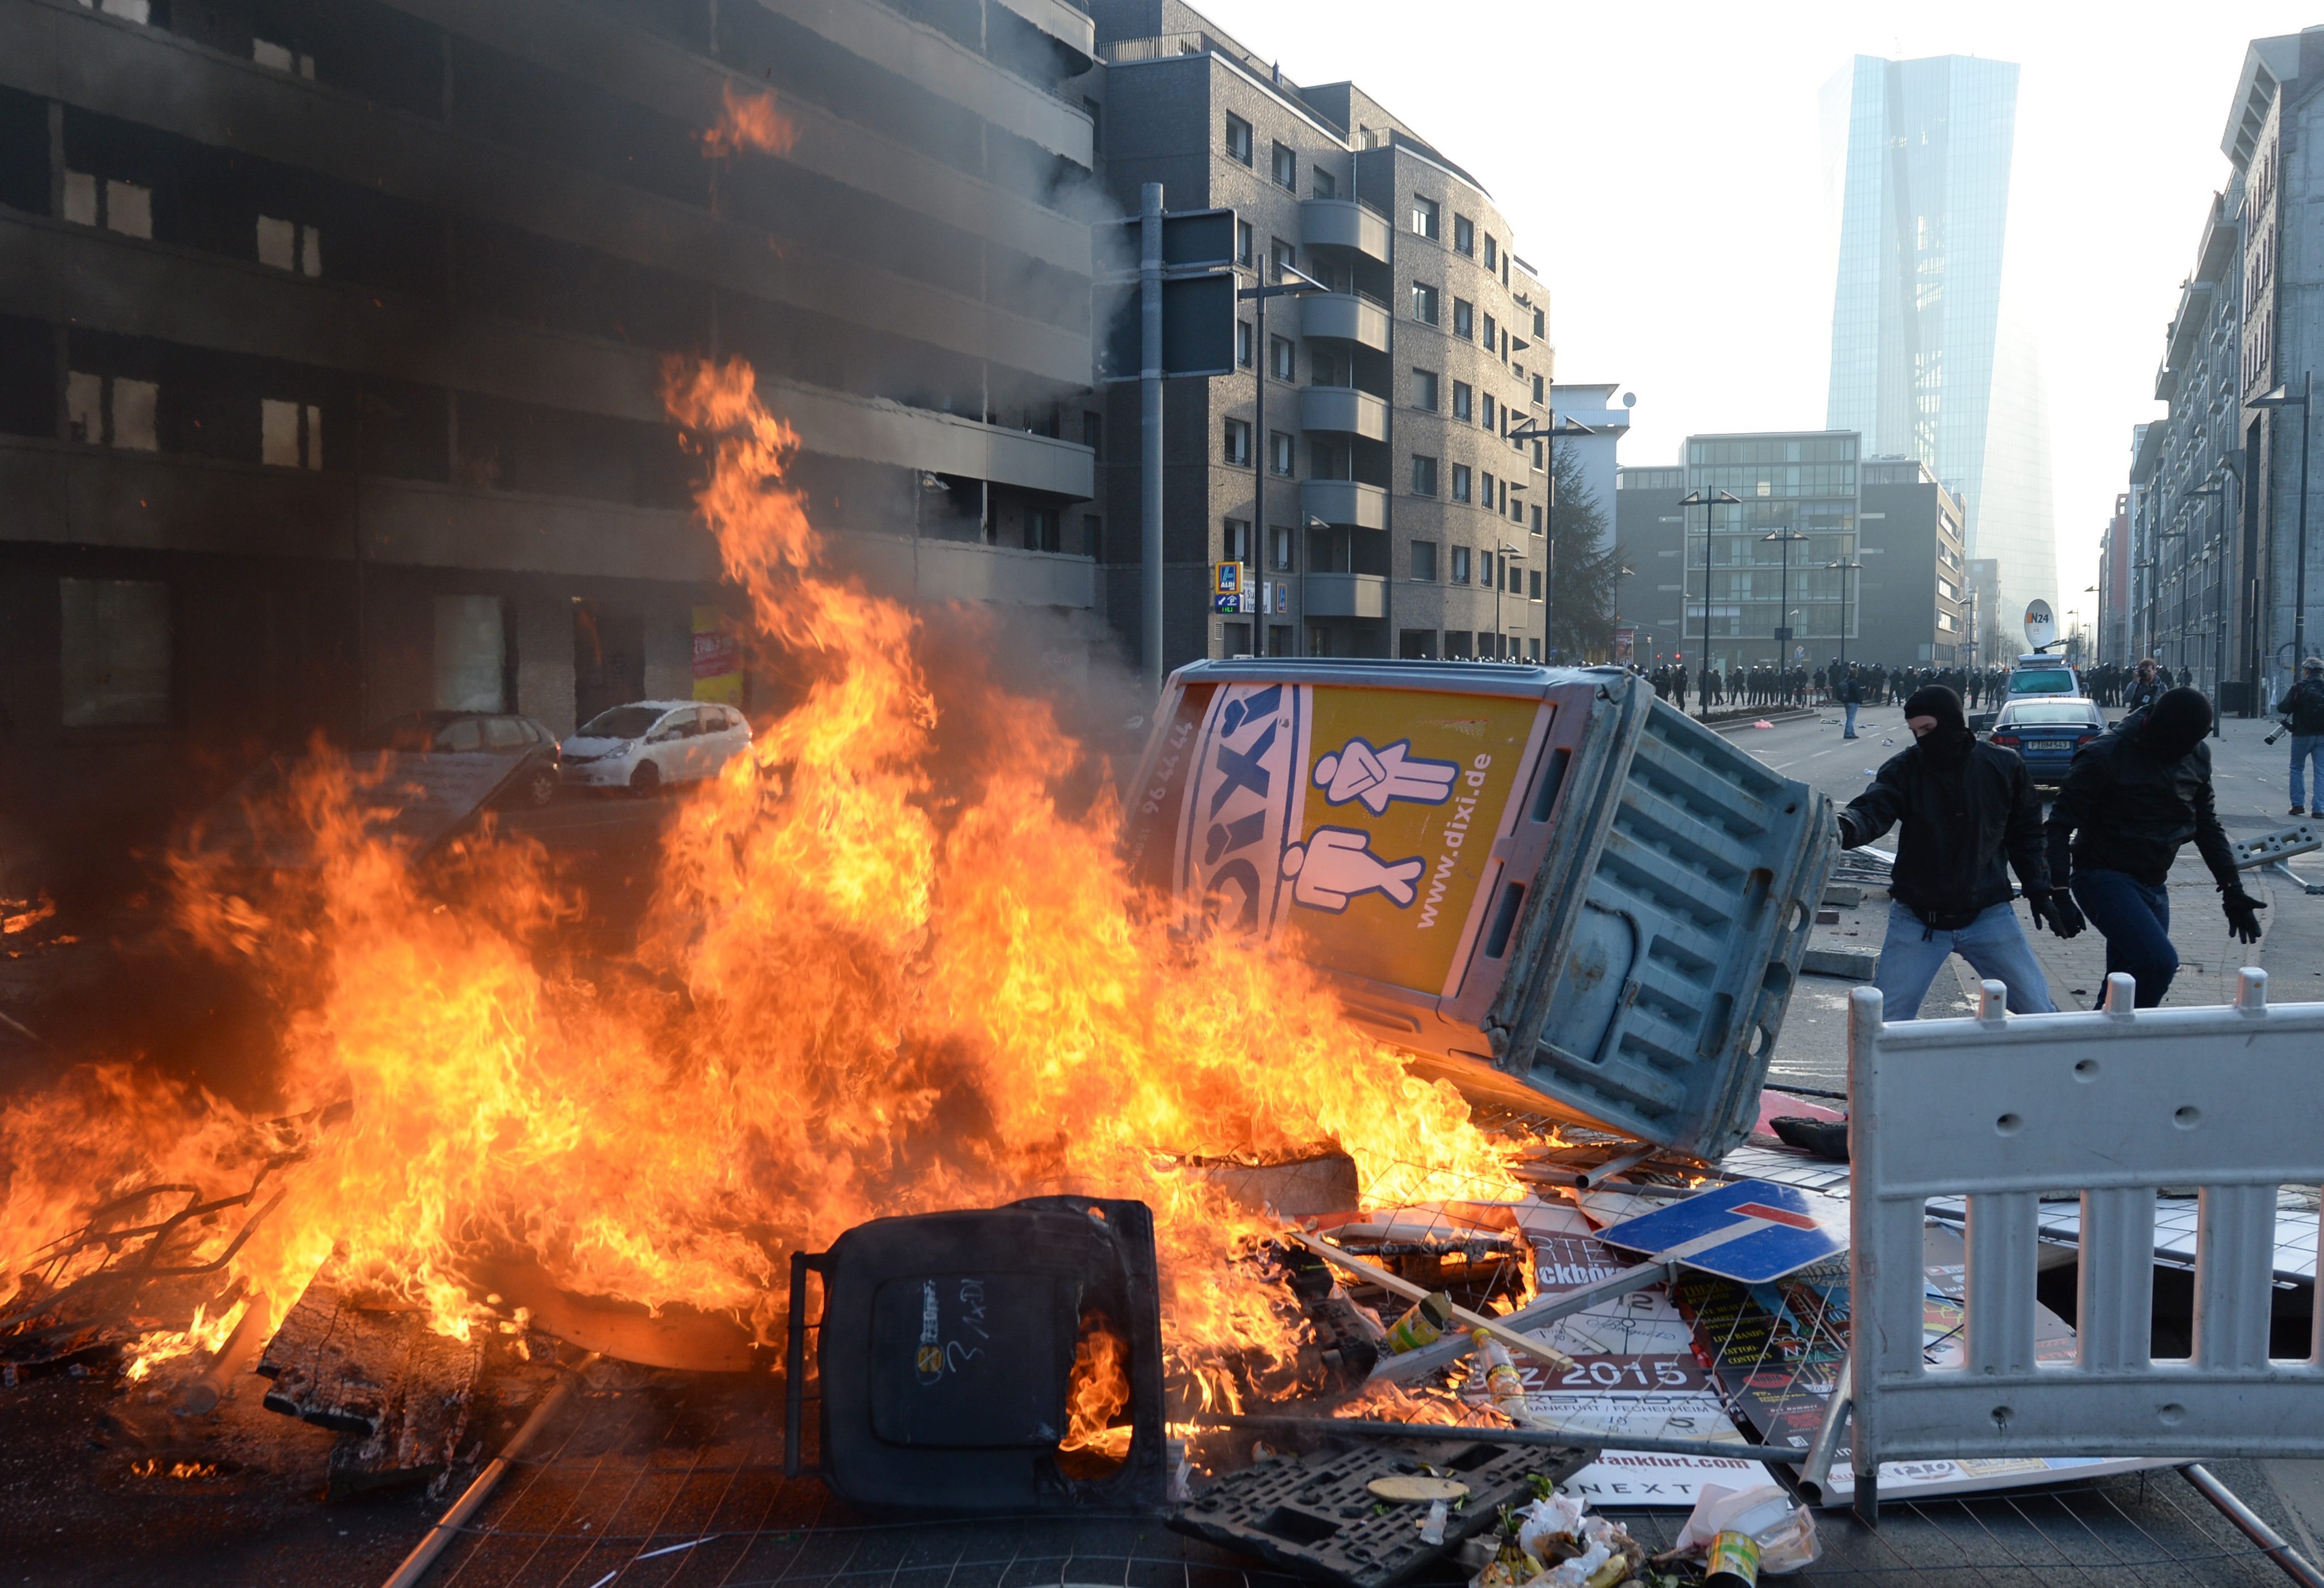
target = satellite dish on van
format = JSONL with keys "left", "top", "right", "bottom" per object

{"left": 2023, "top": 599, "right": 2057, "bottom": 652}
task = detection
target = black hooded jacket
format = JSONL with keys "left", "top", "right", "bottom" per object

{"left": 1839, "top": 733, "right": 2050, "bottom": 924}
{"left": 2045, "top": 709, "right": 2239, "bottom": 889}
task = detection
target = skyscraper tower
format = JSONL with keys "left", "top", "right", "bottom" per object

{"left": 1825, "top": 54, "right": 2056, "bottom": 640}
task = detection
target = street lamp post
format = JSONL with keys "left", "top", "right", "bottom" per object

{"left": 2188, "top": 481, "right": 2225, "bottom": 732}
{"left": 1679, "top": 488, "right": 1742, "bottom": 719}
{"left": 1239, "top": 256, "right": 1329, "bottom": 658}
{"left": 1762, "top": 529, "right": 1809, "bottom": 674}
{"left": 1506, "top": 415, "right": 1594, "bottom": 663}
{"left": 1826, "top": 558, "right": 1863, "bottom": 677}
{"left": 2254, "top": 375, "right": 2313, "bottom": 699}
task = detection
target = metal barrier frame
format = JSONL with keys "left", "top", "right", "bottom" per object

{"left": 1842, "top": 969, "right": 2324, "bottom": 1520}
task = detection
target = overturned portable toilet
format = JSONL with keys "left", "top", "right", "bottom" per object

{"left": 1125, "top": 661, "right": 1835, "bottom": 1161}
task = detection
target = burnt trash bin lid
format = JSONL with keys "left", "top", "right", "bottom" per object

{"left": 803, "top": 1195, "right": 1166, "bottom": 1513}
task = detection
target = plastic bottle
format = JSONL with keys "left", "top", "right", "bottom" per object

{"left": 1471, "top": 1328, "right": 1531, "bottom": 1422}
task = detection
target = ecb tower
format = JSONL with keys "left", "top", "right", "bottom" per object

{"left": 1825, "top": 54, "right": 2056, "bottom": 650}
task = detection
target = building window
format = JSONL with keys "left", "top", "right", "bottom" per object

{"left": 1411, "top": 454, "right": 1438, "bottom": 495}
{"left": 1272, "top": 141, "right": 1296, "bottom": 189}
{"left": 1224, "top": 518, "right": 1252, "bottom": 562}
{"left": 1223, "top": 419, "right": 1251, "bottom": 464}
{"left": 1483, "top": 313, "right": 1498, "bottom": 354}
{"left": 1531, "top": 503, "right": 1542, "bottom": 533}
{"left": 1481, "top": 472, "right": 1497, "bottom": 509}
{"left": 1453, "top": 299, "right": 1473, "bottom": 339}
{"left": 1481, "top": 393, "right": 1496, "bottom": 431}
{"left": 261, "top": 398, "right": 323, "bottom": 469}
{"left": 66, "top": 371, "right": 159, "bottom": 451}
{"left": 1483, "top": 235, "right": 1497, "bottom": 271}
{"left": 1533, "top": 373, "right": 1544, "bottom": 404}
{"left": 1532, "top": 569, "right": 1545, "bottom": 602}
{"left": 1411, "top": 194, "right": 1439, "bottom": 239}
{"left": 1269, "top": 430, "right": 1294, "bottom": 476}
{"left": 1270, "top": 335, "right": 1294, "bottom": 381}
{"left": 1451, "top": 545, "right": 1472, "bottom": 583}
{"left": 1451, "top": 464, "right": 1472, "bottom": 504}
{"left": 1412, "top": 540, "right": 1439, "bottom": 581}
{"left": 433, "top": 595, "right": 507, "bottom": 711}
{"left": 1083, "top": 514, "right": 1102, "bottom": 557}
{"left": 256, "top": 215, "right": 322, "bottom": 275}
{"left": 1413, "top": 369, "right": 1439, "bottom": 410}
{"left": 1236, "top": 219, "right": 1254, "bottom": 266}
{"left": 1311, "top": 167, "right": 1336, "bottom": 199}
{"left": 1226, "top": 114, "right": 1253, "bottom": 165}
{"left": 1025, "top": 507, "right": 1062, "bottom": 552}
{"left": 1452, "top": 381, "right": 1472, "bottom": 422}
{"left": 1270, "top": 236, "right": 1295, "bottom": 283}
{"left": 1411, "top": 282, "right": 1439, "bottom": 325}
{"left": 1082, "top": 411, "right": 1102, "bottom": 456}
{"left": 1237, "top": 320, "right": 1253, "bottom": 368}
{"left": 1270, "top": 524, "right": 1294, "bottom": 570}
{"left": 1480, "top": 551, "right": 1494, "bottom": 587}
{"left": 254, "top": 36, "right": 315, "bottom": 75}
{"left": 59, "top": 577, "right": 170, "bottom": 727}
{"left": 1532, "top": 308, "right": 1546, "bottom": 338}
{"left": 1453, "top": 215, "right": 1474, "bottom": 256}
{"left": 64, "top": 171, "right": 153, "bottom": 239}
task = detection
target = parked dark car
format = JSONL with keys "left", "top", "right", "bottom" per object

{"left": 361, "top": 711, "right": 563, "bottom": 807}
{"left": 1987, "top": 696, "right": 2105, "bottom": 788}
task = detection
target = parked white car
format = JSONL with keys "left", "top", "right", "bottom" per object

{"left": 560, "top": 701, "right": 753, "bottom": 795}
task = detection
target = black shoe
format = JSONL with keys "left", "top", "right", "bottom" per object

{"left": 2294, "top": 807, "right": 2308, "bottom": 817}
{"left": 1771, "top": 1116, "right": 1850, "bottom": 1161}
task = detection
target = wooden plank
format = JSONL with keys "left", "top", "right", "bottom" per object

{"left": 257, "top": 1255, "right": 482, "bottom": 1490}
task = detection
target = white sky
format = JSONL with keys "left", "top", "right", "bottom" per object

{"left": 1190, "top": 0, "right": 2313, "bottom": 614}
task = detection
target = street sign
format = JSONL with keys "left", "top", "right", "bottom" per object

{"left": 1100, "top": 207, "right": 1236, "bottom": 271}
{"left": 1592, "top": 1178, "right": 1848, "bottom": 1284}
{"left": 1100, "top": 273, "right": 1236, "bottom": 380}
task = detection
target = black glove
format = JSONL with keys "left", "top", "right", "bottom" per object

{"left": 2223, "top": 888, "right": 2267, "bottom": 944}
{"left": 2027, "top": 889, "right": 2085, "bottom": 939}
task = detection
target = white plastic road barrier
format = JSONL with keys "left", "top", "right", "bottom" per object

{"left": 1842, "top": 968, "right": 2324, "bottom": 1520}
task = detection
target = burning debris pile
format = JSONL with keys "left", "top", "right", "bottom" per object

{"left": 0, "top": 355, "right": 1563, "bottom": 1492}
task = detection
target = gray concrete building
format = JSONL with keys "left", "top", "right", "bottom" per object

{"left": 1084, "top": 0, "right": 1552, "bottom": 666}
{"left": 2129, "top": 175, "right": 2247, "bottom": 702}
{"left": 0, "top": 0, "right": 1105, "bottom": 860}
{"left": 1858, "top": 456, "right": 1969, "bottom": 669}
{"left": 1611, "top": 463, "right": 1686, "bottom": 667}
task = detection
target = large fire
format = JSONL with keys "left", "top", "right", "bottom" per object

{"left": 0, "top": 356, "right": 1523, "bottom": 1436}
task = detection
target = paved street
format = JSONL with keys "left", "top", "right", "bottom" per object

{"left": 1733, "top": 703, "right": 2324, "bottom": 1095}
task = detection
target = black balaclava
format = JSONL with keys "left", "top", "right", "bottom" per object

{"left": 2144, "top": 686, "right": 2212, "bottom": 762}
{"left": 1902, "top": 684, "right": 1971, "bottom": 767}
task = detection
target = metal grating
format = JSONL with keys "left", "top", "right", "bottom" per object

{"left": 422, "top": 1375, "right": 2300, "bottom": 1588}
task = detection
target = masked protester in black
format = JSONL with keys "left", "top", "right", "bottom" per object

{"left": 1834, "top": 684, "right": 2070, "bottom": 1018}
{"left": 2045, "top": 687, "right": 2264, "bottom": 1007}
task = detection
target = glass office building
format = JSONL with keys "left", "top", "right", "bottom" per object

{"left": 1825, "top": 54, "right": 2056, "bottom": 628}
{"left": 1681, "top": 431, "right": 1859, "bottom": 674}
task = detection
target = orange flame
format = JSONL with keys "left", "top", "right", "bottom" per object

{"left": 1, "top": 354, "right": 1522, "bottom": 1419}
{"left": 1060, "top": 1318, "right": 1133, "bottom": 1459}
{"left": 702, "top": 83, "right": 797, "bottom": 158}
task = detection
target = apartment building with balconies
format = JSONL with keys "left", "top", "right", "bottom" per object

{"left": 1083, "top": 0, "right": 1551, "bottom": 666}
{"left": 0, "top": 0, "right": 1106, "bottom": 863}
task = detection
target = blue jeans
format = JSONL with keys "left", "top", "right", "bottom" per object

{"left": 1843, "top": 701, "right": 1860, "bottom": 737}
{"left": 2070, "top": 868, "right": 2175, "bottom": 1008}
{"left": 2292, "top": 735, "right": 2324, "bottom": 809}
{"left": 1872, "top": 900, "right": 2057, "bottom": 1019}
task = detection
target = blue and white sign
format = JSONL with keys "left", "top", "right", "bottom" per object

{"left": 1592, "top": 1179, "right": 1849, "bottom": 1284}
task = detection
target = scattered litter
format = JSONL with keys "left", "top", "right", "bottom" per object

{"left": 1471, "top": 1492, "right": 1652, "bottom": 1588}
{"left": 1670, "top": 1482, "right": 1820, "bottom": 1574}
{"left": 1172, "top": 1436, "right": 1584, "bottom": 1588}
{"left": 1750, "top": 720, "right": 1774, "bottom": 729}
